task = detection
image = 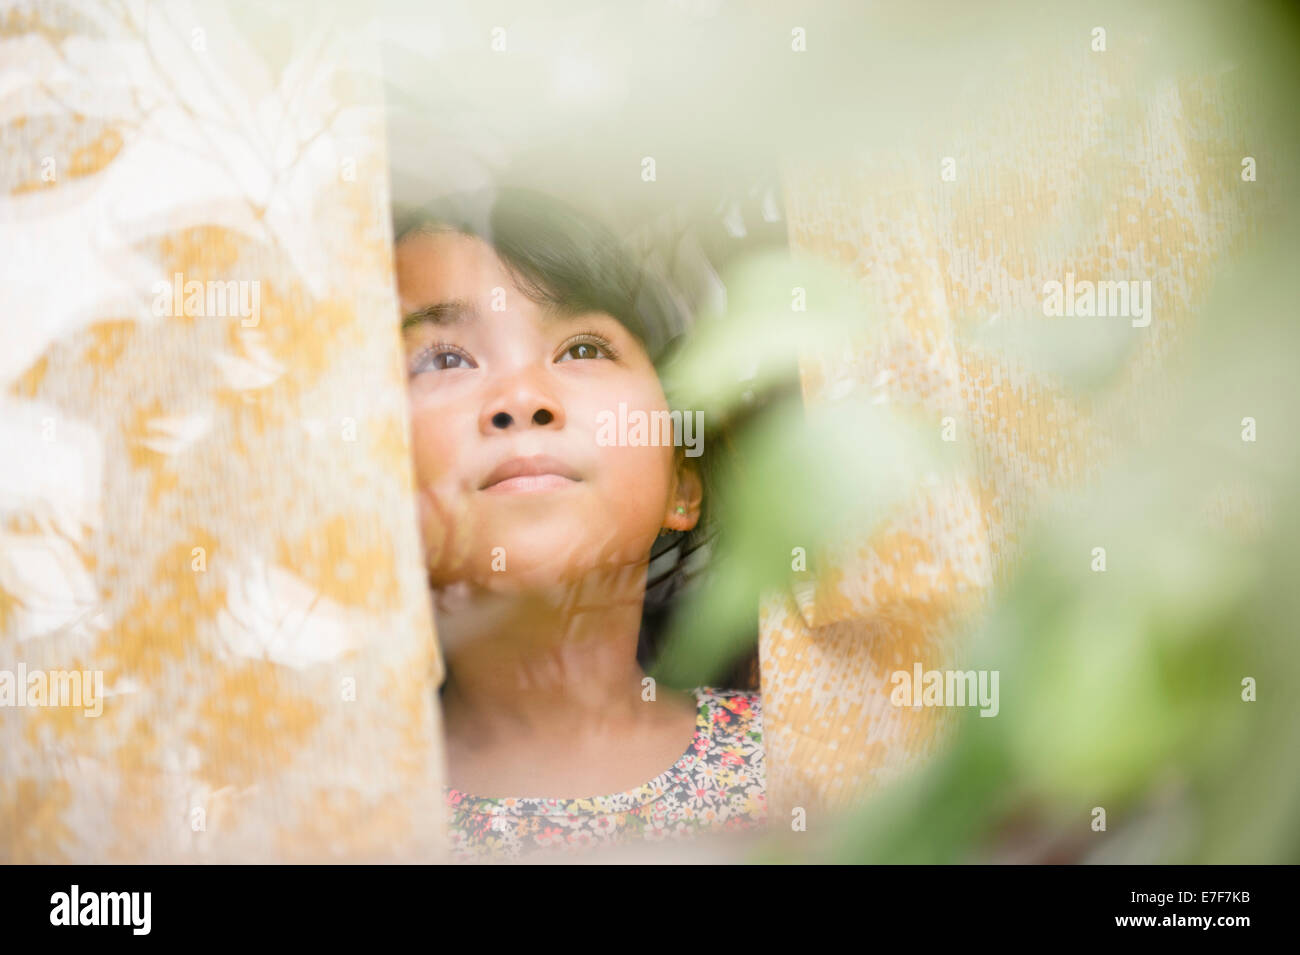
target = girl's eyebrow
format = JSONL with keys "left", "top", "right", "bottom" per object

{"left": 401, "top": 299, "right": 477, "bottom": 331}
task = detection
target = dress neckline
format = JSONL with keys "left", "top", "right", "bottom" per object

{"left": 444, "top": 686, "right": 712, "bottom": 816}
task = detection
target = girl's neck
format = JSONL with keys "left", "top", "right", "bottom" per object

{"left": 435, "top": 567, "right": 656, "bottom": 746}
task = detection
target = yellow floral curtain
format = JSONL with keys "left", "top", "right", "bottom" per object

{"left": 1, "top": 2, "right": 446, "bottom": 862}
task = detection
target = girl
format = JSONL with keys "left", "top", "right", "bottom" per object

{"left": 394, "top": 188, "right": 765, "bottom": 862}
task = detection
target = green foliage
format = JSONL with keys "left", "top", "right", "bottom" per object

{"left": 654, "top": 213, "right": 1300, "bottom": 863}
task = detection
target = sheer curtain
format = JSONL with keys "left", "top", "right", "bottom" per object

{"left": 1, "top": 1, "right": 446, "bottom": 862}
{"left": 762, "top": 30, "right": 1278, "bottom": 821}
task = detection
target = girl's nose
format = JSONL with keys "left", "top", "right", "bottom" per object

{"left": 488, "top": 407, "right": 555, "bottom": 429}
{"left": 480, "top": 370, "right": 565, "bottom": 433}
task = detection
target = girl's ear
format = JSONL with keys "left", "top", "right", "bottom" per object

{"left": 662, "top": 454, "right": 704, "bottom": 533}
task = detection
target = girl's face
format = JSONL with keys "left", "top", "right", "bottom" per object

{"left": 396, "top": 229, "right": 697, "bottom": 592}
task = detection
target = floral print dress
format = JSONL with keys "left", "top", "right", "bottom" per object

{"left": 444, "top": 686, "right": 766, "bottom": 862}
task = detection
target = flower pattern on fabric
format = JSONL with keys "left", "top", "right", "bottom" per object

{"left": 444, "top": 687, "right": 765, "bottom": 861}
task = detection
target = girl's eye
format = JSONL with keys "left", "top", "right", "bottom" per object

{"left": 561, "top": 343, "right": 603, "bottom": 361}
{"left": 411, "top": 344, "right": 476, "bottom": 374}
{"left": 556, "top": 335, "right": 617, "bottom": 362}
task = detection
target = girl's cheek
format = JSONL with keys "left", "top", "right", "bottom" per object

{"left": 417, "top": 476, "right": 477, "bottom": 585}
{"left": 601, "top": 443, "right": 676, "bottom": 526}
{"left": 589, "top": 385, "right": 676, "bottom": 495}
{"left": 408, "top": 402, "right": 477, "bottom": 581}
{"left": 409, "top": 402, "right": 458, "bottom": 483}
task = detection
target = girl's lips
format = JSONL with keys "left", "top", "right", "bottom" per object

{"left": 479, "top": 454, "right": 582, "bottom": 491}
{"left": 481, "top": 473, "right": 580, "bottom": 494}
